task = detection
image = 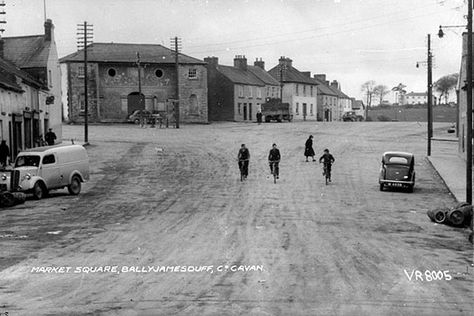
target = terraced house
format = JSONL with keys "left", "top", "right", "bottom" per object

{"left": 60, "top": 43, "right": 208, "bottom": 123}
{"left": 205, "top": 55, "right": 280, "bottom": 121}
{"left": 268, "top": 57, "right": 318, "bottom": 121}
{"left": 0, "top": 19, "right": 62, "bottom": 157}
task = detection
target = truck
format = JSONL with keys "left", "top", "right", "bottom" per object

{"left": 261, "top": 98, "right": 293, "bottom": 122}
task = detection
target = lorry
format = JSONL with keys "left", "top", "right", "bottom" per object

{"left": 261, "top": 98, "right": 293, "bottom": 122}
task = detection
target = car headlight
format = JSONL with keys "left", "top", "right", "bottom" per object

{"left": 403, "top": 175, "right": 409, "bottom": 179}
{"left": 1, "top": 174, "right": 6, "bottom": 180}
{"left": 24, "top": 174, "right": 31, "bottom": 180}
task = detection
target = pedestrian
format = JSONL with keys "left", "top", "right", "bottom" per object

{"left": 237, "top": 144, "right": 250, "bottom": 179}
{"left": 304, "top": 135, "right": 315, "bottom": 162}
{"left": 45, "top": 128, "right": 57, "bottom": 146}
{"left": 256, "top": 110, "right": 263, "bottom": 125}
{"left": 0, "top": 140, "right": 9, "bottom": 168}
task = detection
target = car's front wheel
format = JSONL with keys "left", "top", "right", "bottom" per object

{"left": 68, "top": 175, "right": 82, "bottom": 195}
{"left": 33, "top": 182, "right": 47, "bottom": 200}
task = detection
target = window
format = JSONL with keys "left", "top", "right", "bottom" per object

{"left": 303, "top": 85, "right": 306, "bottom": 96}
{"left": 266, "top": 87, "right": 270, "bottom": 97}
{"left": 238, "top": 86, "right": 244, "bottom": 98}
{"left": 296, "top": 84, "right": 299, "bottom": 96}
{"left": 238, "top": 103, "right": 242, "bottom": 114}
{"left": 43, "top": 154, "right": 56, "bottom": 165}
{"left": 257, "top": 88, "right": 261, "bottom": 99}
{"left": 78, "top": 66, "right": 84, "bottom": 78}
{"left": 310, "top": 104, "right": 313, "bottom": 115}
{"left": 248, "top": 86, "right": 253, "bottom": 98}
{"left": 296, "top": 102, "right": 299, "bottom": 115}
{"left": 188, "top": 68, "right": 197, "bottom": 79}
{"left": 108, "top": 68, "right": 116, "bottom": 77}
{"left": 310, "top": 86, "right": 313, "bottom": 97}
{"left": 155, "top": 69, "right": 164, "bottom": 78}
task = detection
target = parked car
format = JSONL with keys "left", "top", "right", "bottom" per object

{"left": 0, "top": 145, "right": 90, "bottom": 199}
{"left": 127, "top": 110, "right": 152, "bottom": 124}
{"left": 379, "top": 151, "right": 415, "bottom": 192}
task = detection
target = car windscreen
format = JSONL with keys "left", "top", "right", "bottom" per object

{"left": 15, "top": 155, "right": 41, "bottom": 167}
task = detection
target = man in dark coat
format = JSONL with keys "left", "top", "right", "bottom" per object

{"left": 304, "top": 135, "right": 315, "bottom": 162}
{"left": 238, "top": 144, "right": 250, "bottom": 179}
{"left": 268, "top": 143, "right": 281, "bottom": 178}
{"left": 0, "top": 140, "right": 10, "bottom": 168}
{"left": 256, "top": 110, "right": 263, "bottom": 125}
{"left": 45, "top": 128, "right": 57, "bottom": 146}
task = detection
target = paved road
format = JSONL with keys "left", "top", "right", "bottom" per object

{"left": 0, "top": 122, "right": 472, "bottom": 316}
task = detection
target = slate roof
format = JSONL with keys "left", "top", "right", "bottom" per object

{"left": 406, "top": 92, "right": 427, "bottom": 97}
{"left": 0, "top": 57, "right": 43, "bottom": 92}
{"left": 247, "top": 65, "right": 280, "bottom": 86}
{"left": 313, "top": 78, "right": 337, "bottom": 96}
{"left": 60, "top": 43, "right": 206, "bottom": 65}
{"left": 216, "top": 65, "right": 265, "bottom": 86}
{"left": 267, "top": 65, "right": 318, "bottom": 85}
{"left": 3, "top": 35, "right": 51, "bottom": 68}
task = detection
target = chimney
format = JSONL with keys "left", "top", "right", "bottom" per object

{"left": 278, "top": 56, "right": 293, "bottom": 68}
{"left": 314, "top": 74, "right": 326, "bottom": 82}
{"left": 254, "top": 58, "right": 265, "bottom": 70}
{"left": 204, "top": 56, "right": 219, "bottom": 68}
{"left": 330, "top": 80, "right": 340, "bottom": 90}
{"left": 233, "top": 55, "right": 247, "bottom": 71}
{"left": 44, "top": 19, "right": 54, "bottom": 42}
{"left": 325, "top": 81, "right": 330, "bottom": 86}
{"left": 301, "top": 71, "right": 311, "bottom": 78}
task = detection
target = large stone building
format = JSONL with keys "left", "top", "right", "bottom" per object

{"left": 268, "top": 57, "right": 318, "bottom": 121}
{"left": 60, "top": 43, "right": 208, "bottom": 123}
{"left": 0, "top": 19, "right": 61, "bottom": 157}
{"left": 313, "top": 74, "right": 338, "bottom": 121}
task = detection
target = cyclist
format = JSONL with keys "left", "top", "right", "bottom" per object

{"left": 237, "top": 144, "right": 250, "bottom": 179}
{"left": 268, "top": 143, "right": 281, "bottom": 179}
{"left": 319, "top": 148, "right": 335, "bottom": 182}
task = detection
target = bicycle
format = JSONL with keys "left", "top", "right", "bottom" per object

{"left": 269, "top": 160, "right": 280, "bottom": 183}
{"left": 321, "top": 162, "right": 332, "bottom": 185}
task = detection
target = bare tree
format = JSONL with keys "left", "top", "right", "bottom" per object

{"left": 434, "top": 73, "right": 459, "bottom": 105}
{"left": 374, "top": 84, "right": 390, "bottom": 105}
{"left": 361, "top": 80, "right": 376, "bottom": 108}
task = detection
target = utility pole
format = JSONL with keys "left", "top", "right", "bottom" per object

{"left": 77, "top": 21, "right": 93, "bottom": 144}
{"left": 427, "top": 34, "right": 433, "bottom": 157}
{"left": 467, "top": 0, "right": 472, "bottom": 204}
{"left": 171, "top": 36, "right": 182, "bottom": 129}
{"left": 136, "top": 51, "right": 143, "bottom": 107}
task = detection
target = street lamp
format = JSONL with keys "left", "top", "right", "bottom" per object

{"left": 438, "top": 1, "right": 473, "bottom": 204}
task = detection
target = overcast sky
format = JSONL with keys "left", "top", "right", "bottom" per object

{"left": 1, "top": 0, "right": 467, "bottom": 102}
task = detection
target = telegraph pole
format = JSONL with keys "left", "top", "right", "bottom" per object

{"left": 466, "top": 0, "right": 472, "bottom": 204}
{"left": 77, "top": 21, "right": 93, "bottom": 144}
{"left": 136, "top": 52, "right": 143, "bottom": 107}
{"left": 427, "top": 34, "right": 433, "bottom": 156}
{"left": 171, "top": 36, "right": 182, "bottom": 129}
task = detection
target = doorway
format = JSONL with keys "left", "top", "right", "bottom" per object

{"left": 127, "top": 92, "right": 145, "bottom": 115}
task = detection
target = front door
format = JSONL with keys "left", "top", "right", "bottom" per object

{"left": 243, "top": 104, "right": 247, "bottom": 121}
{"left": 303, "top": 103, "right": 307, "bottom": 121}
{"left": 248, "top": 103, "right": 252, "bottom": 121}
{"left": 127, "top": 92, "right": 145, "bottom": 115}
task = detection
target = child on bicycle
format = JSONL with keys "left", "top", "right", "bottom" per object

{"left": 268, "top": 143, "right": 281, "bottom": 179}
{"left": 238, "top": 144, "right": 250, "bottom": 179}
{"left": 319, "top": 148, "right": 335, "bottom": 182}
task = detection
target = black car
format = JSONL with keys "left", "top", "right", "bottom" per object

{"left": 379, "top": 151, "right": 415, "bottom": 192}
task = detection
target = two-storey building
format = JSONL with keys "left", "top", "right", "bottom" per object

{"left": 60, "top": 43, "right": 208, "bottom": 123}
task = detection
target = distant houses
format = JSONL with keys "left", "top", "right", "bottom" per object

{"left": 0, "top": 19, "right": 61, "bottom": 158}
{"left": 60, "top": 43, "right": 208, "bottom": 123}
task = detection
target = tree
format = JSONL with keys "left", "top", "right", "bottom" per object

{"left": 361, "top": 80, "right": 376, "bottom": 109}
{"left": 374, "top": 84, "right": 390, "bottom": 105}
{"left": 434, "top": 73, "right": 459, "bottom": 105}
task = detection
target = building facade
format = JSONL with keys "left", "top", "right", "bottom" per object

{"left": 268, "top": 57, "right": 318, "bottom": 121}
{"left": 0, "top": 19, "right": 61, "bottom": 157}
{"left": 60, "top": 43, "right": 208, "bottom": 123}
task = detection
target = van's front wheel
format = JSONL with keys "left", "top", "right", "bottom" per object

{"left": 68, "top": 176, "right": 81, "bottom": 195}
{"left": 33, "top": 182, "right": 46, "bottom": 200}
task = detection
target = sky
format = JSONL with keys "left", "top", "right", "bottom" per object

{"left": 0, "top": 0, "right": 468, "bottom": 102}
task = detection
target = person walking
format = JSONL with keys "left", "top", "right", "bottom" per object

{"left": 256, "top": 110, "right": 263, "bottom": 125}
{"left": 45, "top": 128, "right": 57, "bottom": 146}
{"left": 0, "top": 140, "right": 10, "bottom": 168}
{"left": 304, "top": 135, "right": 315, "bottom": 162}
{"left": 238, "top": 144, "right": 250, "bottom": 179}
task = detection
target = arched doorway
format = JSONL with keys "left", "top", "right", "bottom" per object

{"left": 127, "top": 92, "right": 145, "bottom": 114}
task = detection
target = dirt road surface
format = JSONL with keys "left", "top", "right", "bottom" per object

{"left": 0, "top": 122, "right": 472, "bottom": 316}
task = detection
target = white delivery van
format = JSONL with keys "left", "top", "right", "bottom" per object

{"left": 0, "top": 145, "right": 90, "bottom": 199}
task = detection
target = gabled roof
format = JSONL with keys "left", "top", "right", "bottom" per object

{"left": 247, "top": 65, "right": 280, "bottom": 86}
{"left": 313, "top": 78, "right": 337, "bottom": 96}
{"left": 267, "top": 65, "right": 318, "bottom": 85}
{"left": 216, "top": 65, "right": 265, "bottom": 86}
{"left": 326, "top": 84, "right": 350, "bottom": 99}
{"left": 0, "top": 57, "right": 43, "bottom": 92}
{"left": 3, "top": 35, "right": 51, "bottom": 68}
{"left": 59, "top": 43, "right": 206, "bottom": 65}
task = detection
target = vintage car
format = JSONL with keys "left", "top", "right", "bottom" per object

{"left": 379, "top": 151, "right": 415, "bottom": 192}
{"left": 127, "top": 110, "right": 152, "bottom": 124}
